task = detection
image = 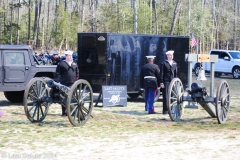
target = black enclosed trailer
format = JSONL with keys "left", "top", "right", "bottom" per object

{"left": 77, "top": 33, "right": 189, "bottom": 99}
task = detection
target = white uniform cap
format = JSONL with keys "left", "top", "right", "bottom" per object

{"left": 166, "top": 50, "right": 174, "bottom": 55}
{"left": 65, "top": 50, "right": 73, "bottom": 55}
{"left": 146, "top": 56, "right": 156, "bottom": 59}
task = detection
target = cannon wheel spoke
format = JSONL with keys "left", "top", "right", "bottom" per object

{"left": 67, "top": 79, "right": 93, "bottom": 127}
{"left": 215, "top": 80, "right": 230, "bottom": 124}
{"left": 167, "top": 78, "right": 184, "bottom": 121}
{"left": 23, "top": 78, "right": 50, "bottom": 123}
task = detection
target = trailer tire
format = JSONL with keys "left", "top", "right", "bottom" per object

{"left": 215, "top": 72, "right": 222, "bottom": 77}
{"left": 127, "top": 93, "right": 140, "bottom": 98}
{"left": 4, "top": 91, "right": 24, "bottom": 103}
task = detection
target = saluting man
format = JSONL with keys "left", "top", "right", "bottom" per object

{"left": 160, "top": 50, "right": 177, "bottom": 115}
{"left": 140, "top": 56, "right": 160, "bottom": 114}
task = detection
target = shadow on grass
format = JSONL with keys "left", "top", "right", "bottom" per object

{"left": 0, "top": 101, "right": 23, "bottom": 107}
{"left": 0, "top": 118, "right": 72, "bottom": 127}
{"left": 11, "top": 111, "right": 64, "bottom": 118}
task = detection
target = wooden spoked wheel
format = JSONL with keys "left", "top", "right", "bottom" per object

{"left": 215, "top": 80, "right": 230, "bottom": 124}
{"left": 24, "top": 78, "right": 50, "bottom": 123}
{"left": 66, "top": 79, "right": 94, "bottom": 126}
{"left": 167, "top": 78, "right": 184, "bottom": 121}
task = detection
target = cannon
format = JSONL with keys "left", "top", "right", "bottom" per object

{"left": 23, "top": 77, "right": 94, "bottom": 126}
{"left": 166, "top": 54, "right": 230, "bottom": 124}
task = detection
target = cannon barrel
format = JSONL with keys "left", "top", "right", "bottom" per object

{"left": 47, "top": 79, "right": 70, "bottom": 93}
{"left": 191, "top": 83, "right": 206, "bottom": 92}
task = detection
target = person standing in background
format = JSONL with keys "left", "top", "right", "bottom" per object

{"left": 160, "top": 50, "right": 177, "bottom": 115}
{"left": 52, "top": 50, "right": 61, "bottom": 65}
{"left": 56, "top": 50, "right": 79, "bottom": 116}
{"left": 140, "top": 56, "right": 160, "bottom": 114}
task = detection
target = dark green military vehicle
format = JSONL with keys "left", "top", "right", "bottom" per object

{"left": 0, "top": 45, "right": 56, "bottom": 102}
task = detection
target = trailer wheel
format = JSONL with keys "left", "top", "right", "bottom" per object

{"left": 215, "top": 72, "right": 222, "bottom": 77}
{"left": 127, "top": 93, "right": 139, "bottom": 98}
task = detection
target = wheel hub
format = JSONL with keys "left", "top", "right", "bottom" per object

{"left": 221, "top": 97, "right": 226, "bottom": 106}
{"left": 37, "top": 97, "right": 43, "bottom": 103}
{"left": 78, "top": 99, "right": 84, "bottom": 106}
{"left": 177, "top": 93, "right": 183, "bottom": 104}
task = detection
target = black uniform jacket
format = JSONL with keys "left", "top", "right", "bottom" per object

{"left": 56, "top": 61, "right": 79, "bottom": 85}
{"left": 52, "top": 57, "right": 60, "bottom": 65}
{"left": 160, "top": 60, "right": 177, "bottom": 83}
{"left": 140, "top": 63, "right": 160, "bottom": 88}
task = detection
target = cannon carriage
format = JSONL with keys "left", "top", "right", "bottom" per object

{"left": 166, "top": 54, "right": 230, "bottom": 124}
{"left": 23, "top": 77, "right": 94, "bottom": 126}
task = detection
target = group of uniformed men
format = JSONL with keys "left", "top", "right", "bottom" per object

{"left": 140, "top": 50, "right": 177, "bottom": 114}
{"left": 55, "top": 49, "right": 177, "bottom": 116}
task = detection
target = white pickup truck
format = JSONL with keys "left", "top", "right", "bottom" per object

{"left": 193, "top": 50, "right": 240, "bottom": 79}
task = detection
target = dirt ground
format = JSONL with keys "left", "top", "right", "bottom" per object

{"left": 0, "top": 76, "right": 240, "bottom": 160}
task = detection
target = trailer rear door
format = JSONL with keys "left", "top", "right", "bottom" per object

{"left": 78, "top": 35, "right": 107, "bottom": 92}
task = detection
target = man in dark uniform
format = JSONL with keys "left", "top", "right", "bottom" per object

{"left": 160, "top": 50, "right": 177, "bottom": 114}
{"left": 140, "top": 56, "right": 160, "bottom": 114}
{"left": 56, "top": 50, "right": 79, "bottom": 116}
{"left": 52, "top": 50, "right": 61, "bottom": 65}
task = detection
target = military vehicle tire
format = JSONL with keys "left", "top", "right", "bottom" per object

{"left": 4, "top": 91, "right": 24, "bottom": 103}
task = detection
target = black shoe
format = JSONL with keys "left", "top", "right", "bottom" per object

{"left": 163, "top": 111, "right": 168, "bottom": 115}
{"left": 61, "top": 105, "right": 66, "bottom": 116}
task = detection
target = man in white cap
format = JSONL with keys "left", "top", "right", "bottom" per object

{"left": 160, "top": 50, "right": 177, "bottom": 114}
{"left": 140, "top": 56, "right": 160, "bottom": 114}
{"left": 56, "top": 50, "right": 79, "bottom": 116}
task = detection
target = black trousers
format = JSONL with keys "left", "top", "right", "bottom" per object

{"left": 162, "top": 82, "right": 170, "bottom": 113}
{"left": 61, "top": 83, "right": 73, "bottom": 116}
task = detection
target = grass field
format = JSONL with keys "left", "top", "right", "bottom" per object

{"left": 0, "top": 76, "right": 240, "bottom": 160}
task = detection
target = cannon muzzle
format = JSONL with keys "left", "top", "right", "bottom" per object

{"left": 191, "top": 83, "right": 206, "bottom": 92}
{"left": 47, "top": 80, "right": 70, "bottom": 93}
{"left": 190, "top": 82, "right": 207, "bottom": 102}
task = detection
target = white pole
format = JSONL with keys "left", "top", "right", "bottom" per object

{"left": 188, "top": 0, "right": 191, "bottom": 36}
{"left": 133, "top": 0, "right": 137, "bottom": 34}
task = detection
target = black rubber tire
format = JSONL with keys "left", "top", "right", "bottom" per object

{"left": 194, "top": 65, "right": 200, "bottom": 76}
{"left": 4, "top": 91, "right": 24, "bottom": 103}
{"left": 232, "top": 67, "right": 240, "bottom": 79}
{"left": 127, "top": 93, "right": 140, "bottom": 98}
{"left": 215, "top": 72, "right": 222, "bottom": 77}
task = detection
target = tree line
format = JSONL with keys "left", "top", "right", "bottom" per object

{"left": 0, "top": 0, "right": 240, "bottom": 53}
